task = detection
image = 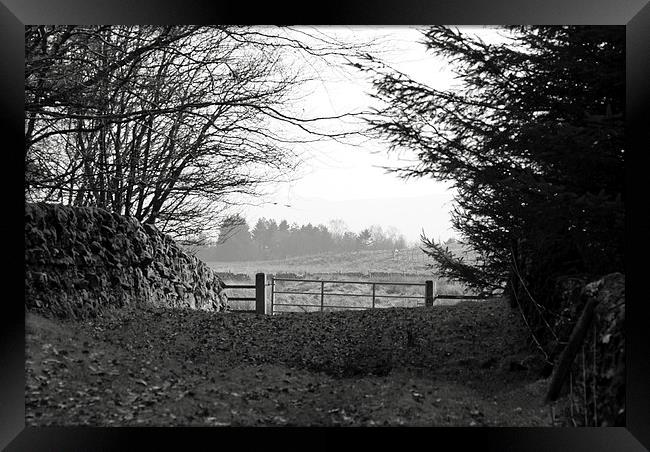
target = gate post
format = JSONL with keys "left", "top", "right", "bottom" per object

{"left": 425, "top": 280, "right": 434, "bottom": 307}
{"left": 255, "top": 273, "right": 266, "bottom": 314}
{"left": 270, "top": 277, "right": 275, "bottom": 316}
{"left": 320, "top": 281, "right": 325, "bottom": 312}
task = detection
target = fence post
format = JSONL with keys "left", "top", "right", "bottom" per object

{"left": 372, "top": 283, "right": 376, "bottom": 309}
{"left": 255, "top": 272, "right": 266, "bottom": 314}
{"left": 320, "top": 281, "right": 325, "bottom": 312}
{"left": 270, "top": 277, "right": 275, "bottom": 316}
{"left": 546, "top": 296, "right": 599, "bottom": 402}
{"left": 425, "top": 280, "right": 434, "bottom": 307}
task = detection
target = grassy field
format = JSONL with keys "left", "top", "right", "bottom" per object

{"left": 203, "top": 247, "right": 480, "bottom": 313}
{"left": 203, "top": 245, "right": 475, "bottom": 276}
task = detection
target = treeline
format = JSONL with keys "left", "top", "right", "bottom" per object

{"left": 194, "top": 216, "right": 408, "bottom": 261}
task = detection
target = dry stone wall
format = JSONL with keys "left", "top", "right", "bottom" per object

{"left": 25, "top": 203, "right": 228, "bottom": 319}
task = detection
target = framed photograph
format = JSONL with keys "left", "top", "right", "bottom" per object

{"left": 3, "top": 0, "right": 649, "bottom": 449}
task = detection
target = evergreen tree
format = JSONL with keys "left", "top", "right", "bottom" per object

{"left": 360, "top": 26, "right": 624, "bottom": 316}
{"left": 199, "top": 215, "right": 254, "bottom": 261}
{"left": 358, "top": 229, "right": 373, "bottom": 249}
{"left": 277, "top": 220, "right": 291, "bottom": 258}
{"left": 251, "top": 218, "right": 270, "bottom": 258}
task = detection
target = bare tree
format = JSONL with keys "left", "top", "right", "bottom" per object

{"left": 25, "top": 26, "right": 370, "bottom": 243}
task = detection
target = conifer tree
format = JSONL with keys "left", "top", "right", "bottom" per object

{"left": 359, "top": 26, "right": 624, "bottom": 316}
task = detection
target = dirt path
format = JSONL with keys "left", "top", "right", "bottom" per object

{"left": 25, "top": 299, "right": 564, "bottom": 426}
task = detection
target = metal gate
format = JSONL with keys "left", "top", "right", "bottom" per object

{"left": 222, "top": 272, "right": 487, "bottom": 315}
{"left": 270, "top": 277, "right": 434, "bottom": 315}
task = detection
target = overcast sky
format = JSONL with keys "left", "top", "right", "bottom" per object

{"left": 238, "top": 26, "right": 502, "bottom": 245}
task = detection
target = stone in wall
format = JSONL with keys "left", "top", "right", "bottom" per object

{"left": 25, "top": 202, "right": 228, "bottom": 319}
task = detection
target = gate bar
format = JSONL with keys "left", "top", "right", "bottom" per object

{"left": 272, "top": 278, "right": 426, "bottom": 286}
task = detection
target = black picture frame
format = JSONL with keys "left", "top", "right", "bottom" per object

{"left": 2, "top": 1, "right": 649, "bottom": 450}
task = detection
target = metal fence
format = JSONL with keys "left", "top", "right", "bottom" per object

{"left": 222, "top": 272, "right": 488, "bottom": 315}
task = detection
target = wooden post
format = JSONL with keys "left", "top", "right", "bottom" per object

{"left": 425, "top": 280, "right": 434, "bottom": 307}
{"left": 255, "top": 272, "right": 266, "bottom": 314}
{"left": 546, "top": 296, "right": 599, "bottom": 402}
{"left": 372, "top": 283, "right": 376, "bottom": 309}
{"left": 270, "top": 277, "right": 275, "bottom": 316}
{"left": 320, "top": 281, "right": 325, "bottom": 312}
